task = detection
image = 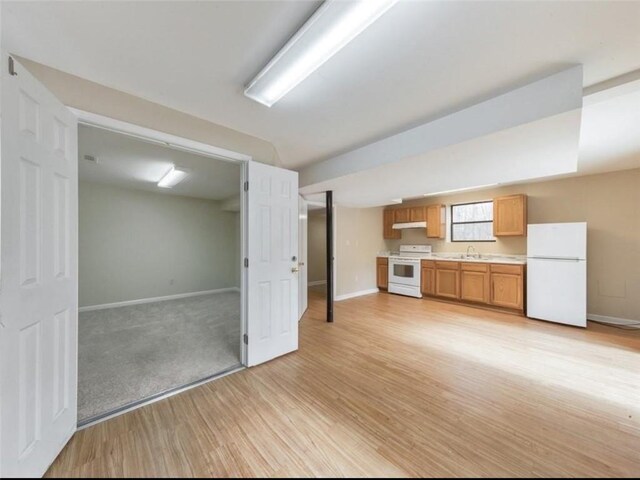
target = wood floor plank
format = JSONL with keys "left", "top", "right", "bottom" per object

{"left": 47, "top": 290, "right": 640, "bottom": 478}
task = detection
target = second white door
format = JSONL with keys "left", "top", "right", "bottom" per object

{"left": 246, "top": 161, "right": 299, "bottom": 366}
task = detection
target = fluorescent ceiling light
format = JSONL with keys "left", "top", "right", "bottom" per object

{"left": 158, "top": 166, "right": 188, "bottom": 188}
{"left": 245, "top": 0, "right": 399, "bottom": 107}
{"left": 423, "top": 184, "right": 499, "bottom": 197}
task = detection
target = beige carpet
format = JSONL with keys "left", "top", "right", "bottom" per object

{"left": 78, "top": 291, "right": 241, "bottom": 423}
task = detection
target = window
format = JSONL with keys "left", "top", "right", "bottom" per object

{"left": 451, "top": 201, "right": 495, "bottom": 242}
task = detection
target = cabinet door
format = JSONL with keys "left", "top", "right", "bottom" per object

{"left": 409, "top": 206, "right": 426, "bottom": 222}
{"left": 426, "top": 204, "right": 445, "bottom": 238}
{"left": 461, "top": 271, "right": 489, "bottom": 303}
{"left": 421, "top": 267, "right": 435, "bottom": 296}
{"left": 435, "top": 269, "right": 460, "bottom": 299}
{"left": 394, "top": 207, "right": 411, "bottom": 223}
{"left": 490, "top": 273, "right": 523, "bottom": 309}
{"left": 383, "top": 210, "right": 401, "bottom": 239}
{"left": 377, "top": 264, "right": 389, "bottom": 289}
{"left": 493, "top": 194, "right": 527, "bottom": 236}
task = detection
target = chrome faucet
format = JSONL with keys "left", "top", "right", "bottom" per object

{"left": 466, "top": 245, "right": 478, "bottom": 258}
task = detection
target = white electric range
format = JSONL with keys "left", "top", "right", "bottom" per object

{"left": 388, "top": 245, "right": 432, "bottom": 298}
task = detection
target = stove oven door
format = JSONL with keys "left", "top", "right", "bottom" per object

{"left": 389, "top": 259, "right": 420, "bottom": 287}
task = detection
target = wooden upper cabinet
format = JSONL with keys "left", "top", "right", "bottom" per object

{"left": 383, "top": 209, "right": 401, "bottom": 239}
{"left": 426, "top": 204, "right": 445, "bottom": 238}
{"left": 394, "top": 208, "right": 411, "bottom": 223}
{"left": 409, "top": 206, "right": 426, "bottom": 222}
{"left": 493, "top": 194, "right": 527, "bottom": 236}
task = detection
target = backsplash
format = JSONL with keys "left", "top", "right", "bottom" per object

{"left": 384, "top": 227, "right": 527, "bottom": 255}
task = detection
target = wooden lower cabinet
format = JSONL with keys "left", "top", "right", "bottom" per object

{"left": 435, "top": 265, "right": 460, "bottom": 299}
{"left": 489, "top": 264, "right": 524, "bottom": 310}
{"left": 421, "top": 263, "right": 435, "bottom": 296}
{"left": 460, "top": 265, "right": 490, "bottom": 304}
{"left": 418, "top": 259, "right": 524, "bottom": 313}
{"left": 376, "top": 257, "right": 388, "bottom": 290}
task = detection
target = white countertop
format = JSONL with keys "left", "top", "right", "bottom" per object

{"left": 377, "top": 252, "right": 527, "bottom": 265}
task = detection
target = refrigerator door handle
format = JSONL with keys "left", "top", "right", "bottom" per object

{"left": 529, "top": 256, "right": 583, "bottom": 261}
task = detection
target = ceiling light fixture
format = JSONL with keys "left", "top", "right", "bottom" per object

{"left": 423, "top": 184, "right": 499, "bottom": 197}
{"left": 157, "top": 166, "right": 188, "bottom": 188}
{"left": 244, "top": 0, "right": 399, "bottom": 107}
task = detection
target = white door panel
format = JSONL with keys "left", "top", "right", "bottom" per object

{"left": 247, "top": 162, "right": 298, "bottom": 366}
{"left": 527, "top": 258, "right": 587, "bottom": 327}
{"left": 1, "top": 55, "right": 78, "bottom": 478}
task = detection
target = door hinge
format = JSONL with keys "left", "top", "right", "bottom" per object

{"left": 244, "top": 181, "right": 249, "bottom": 192}
{"left": 8, "top": 56, "right": 17, "bottom": 76}
{"left": 244, "top": 258, "right": 249, "bottom": 268}
{"left": 243, "top": 334, "right": 248, "bottom": 345}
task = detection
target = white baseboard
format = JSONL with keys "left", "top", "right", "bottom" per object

{"left": 335, "top": 288, "right": 379, "bottom": 302}
{"left": 587, "top": 313, "right": 640, "bottom": 328}
{"left": 308, "top": 280, "right": 327, "bottom": 287}
{"left": 79, "top": 287, "right": 240, "bottom": 312}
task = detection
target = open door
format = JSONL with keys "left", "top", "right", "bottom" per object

{"left": 298, "top": 195, "right": 308, "bottom": 320}
{"left": 0, "top": 55, "right": 78, "bottom": 477}
{"left": 246, "top": 161, "right": 298, "bottom": 366}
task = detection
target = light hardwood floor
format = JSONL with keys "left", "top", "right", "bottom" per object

{"left": 47, "top": 291, "right": 640, "bottom": 477}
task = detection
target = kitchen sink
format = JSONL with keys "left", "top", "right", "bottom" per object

{"left": 432, "top": 254, "right": 492, "bottom": 261}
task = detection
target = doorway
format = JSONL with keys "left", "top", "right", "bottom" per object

{"left": 307, "top": 205, "right": 328, "bottom": 298}
{"left": 76, "top": 124, "right": 243, "bottom": 424}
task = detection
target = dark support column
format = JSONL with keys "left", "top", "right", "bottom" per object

{"left": 326, "top": 191, "right": 334, "bottom": 323}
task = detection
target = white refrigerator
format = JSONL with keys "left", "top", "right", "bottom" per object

{"left": 527, "top": 222, "right": 587, "bottom": 327}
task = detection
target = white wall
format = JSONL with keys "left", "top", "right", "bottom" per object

{"left": 335, "top": 206, "right": 386, "bottom": 298}
{"left": 79, "top": 182, "right": 240, "bottom": 307}
{"left": 17, "top": 57, "right": 280, "bottom": 166}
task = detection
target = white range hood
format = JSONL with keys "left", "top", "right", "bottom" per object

{"left": 392, "top": 221, "right": 427, "bottom": 230}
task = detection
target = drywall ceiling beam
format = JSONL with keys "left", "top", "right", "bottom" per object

{"left": 583, "top": 68, "right": 640, "bottom": 106}
{"left": 299, "top": 65, "right": 583, "bottom": 188}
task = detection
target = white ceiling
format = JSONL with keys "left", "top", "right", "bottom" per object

{"left": 79, "top": 125, "right": 241, "bottom": 201}
{"left": 4, "top": 0, "right": 640, "bottom": 170}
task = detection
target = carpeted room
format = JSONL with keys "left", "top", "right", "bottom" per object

{"left": 77, "top": 125, "right": 242, "bottom": 424}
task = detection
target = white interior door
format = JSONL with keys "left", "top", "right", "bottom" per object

{"left": 298, "top": 195, "right": 308, "bottom": 320}
{"left": 246, "top": 161, "right": 298, "bottom": 366}
{"left": 0, "top": 55, "right": 78, "bottom": 477}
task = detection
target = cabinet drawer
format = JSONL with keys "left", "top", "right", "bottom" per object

{"left": 490, "top": 264, "right": 523, "bottom": 275}
{"left": 377, "top": 257, "right": 388, "bottom": 266}
{"left": 435, "top": 261, "right": 460, "bottom": 270}
{"left": 421, "top": 260, "right": 436, "bottom": 268}
{"left": 461, "top": 262, "right": 488, "bottom": 272}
